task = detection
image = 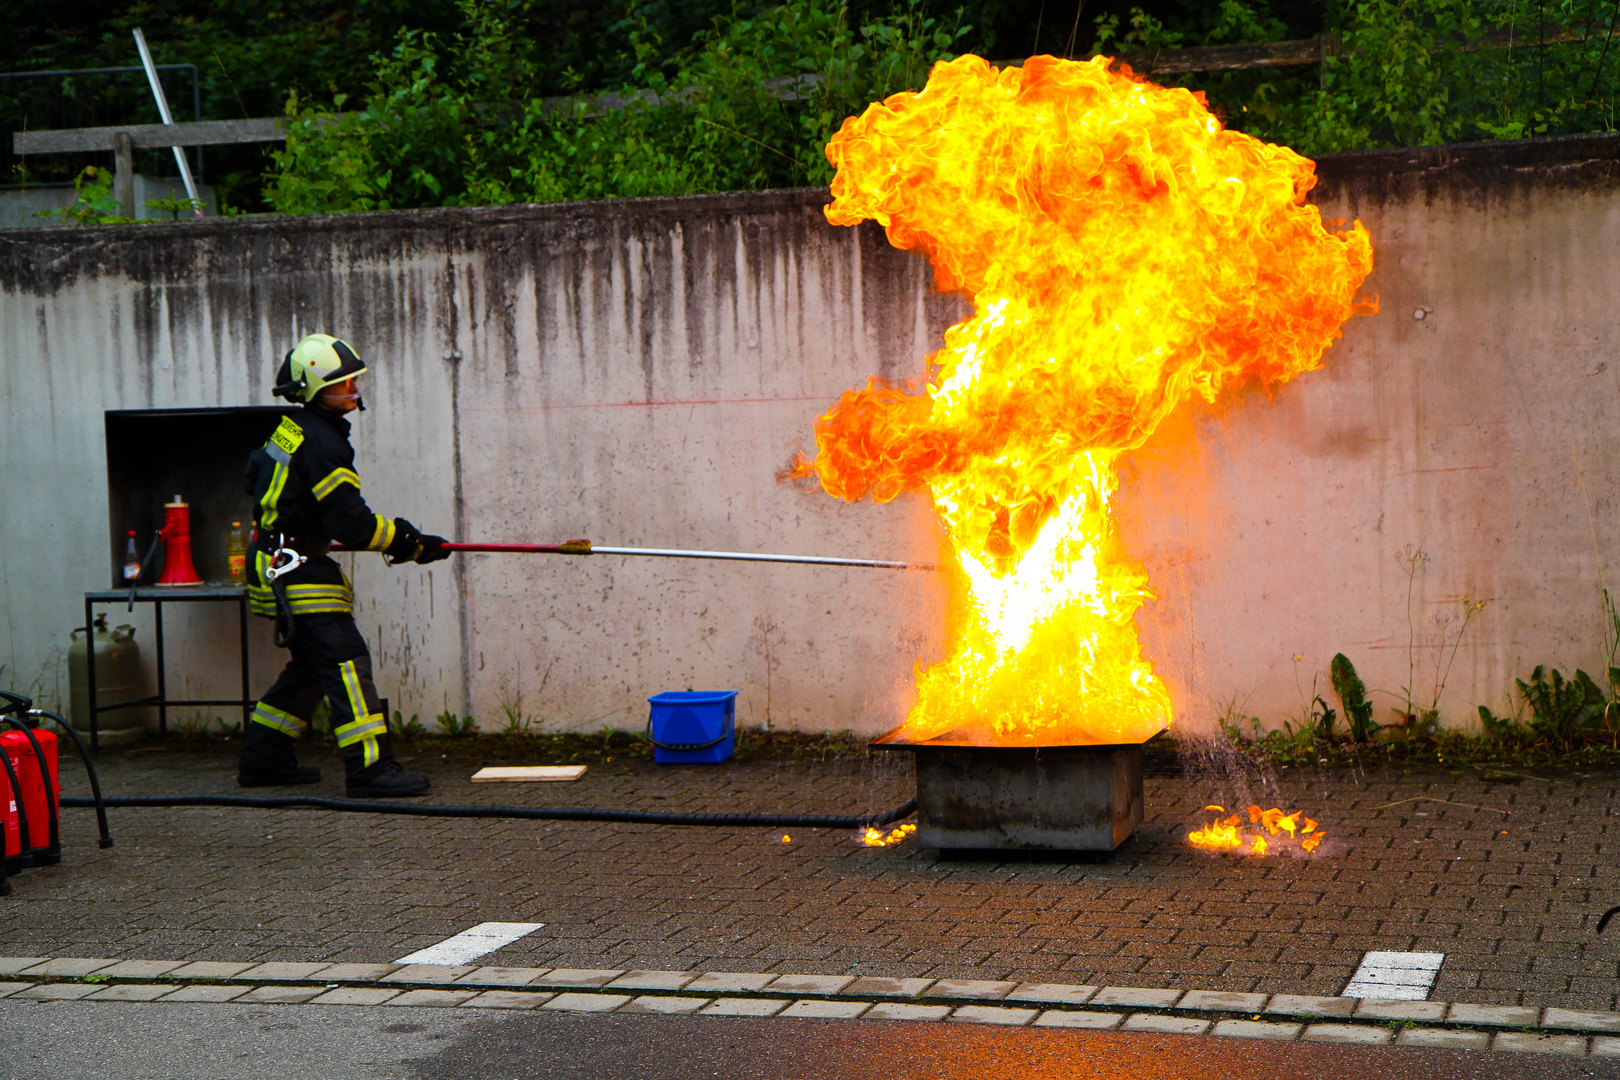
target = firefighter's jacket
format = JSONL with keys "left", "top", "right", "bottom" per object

{"left": 244, "top": 406, "right": 413, "bottom": 618}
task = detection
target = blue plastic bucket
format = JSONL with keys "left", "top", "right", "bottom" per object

{"left": 646, "top": 691, "right": 737, "bottom": 764}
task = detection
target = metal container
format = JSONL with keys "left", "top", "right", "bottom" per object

{"left": 69, "top": 615, "right": 145, "bottom": 736}
{"left": 873, "top": 728, "right": 1161, "bottom": 851}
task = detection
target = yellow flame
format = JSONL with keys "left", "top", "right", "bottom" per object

{"left": 860, "top": 823, "right": 918, "bottom": 847}
{"left": 1188, "top": 805, "right": 1327, "bottom": 857}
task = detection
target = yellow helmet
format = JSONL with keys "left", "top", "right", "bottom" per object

{"left": 273, "top": 334, "right": 367, "bottom": 403}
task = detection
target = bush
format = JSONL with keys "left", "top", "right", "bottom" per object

{"left": 265, "top": 0, "right": 970, "bottom": 213}
{"left": 1099, "top": 0, "right": 1618, "bottom": 155}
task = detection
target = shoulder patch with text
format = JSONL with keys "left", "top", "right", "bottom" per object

{"left": 270, "top": 416, "right": 305, "bottom": 455}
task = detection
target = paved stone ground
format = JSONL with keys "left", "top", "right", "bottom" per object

{"left": 4, "top": 740, "right": 1618, "bottom": 1011}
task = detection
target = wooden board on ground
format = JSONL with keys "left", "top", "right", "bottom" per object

{"left": 471, "top": 765, "right": 587, "bottom": 782}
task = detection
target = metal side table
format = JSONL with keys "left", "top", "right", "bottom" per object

{"left": 83, "top": 585, "right": 253, "bottom": 753}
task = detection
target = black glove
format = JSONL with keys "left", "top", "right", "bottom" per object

{"left": 384, "top": 518, "right": 424, "bottom": 563}
{"left": 416, "top": 534, "right": 451, "bottom": 564}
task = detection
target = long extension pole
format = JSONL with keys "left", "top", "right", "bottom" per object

{"left": 132, "top": 28, "right": 203, "bottom": 217}
{"left": 331, "top": 539, "right": 935, "bottom": 571}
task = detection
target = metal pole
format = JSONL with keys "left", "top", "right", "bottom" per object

{"left": 583, "top": 546, "right": 929, "bottom": 571}
{"left": 131, "top": 28, "right": 202, "bottom": 217}
{"left": 83, "top": 596, "right": 98, "bottom": 757}
{"left": 0, "top": 64, "right": 199, "bottom": 80}
{"left": 332, "top": 540, "right": 935, "bottom": 571}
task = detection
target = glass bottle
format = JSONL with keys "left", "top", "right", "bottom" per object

{"left": 122, "top": 531, "right": 141, "bottom": 583}
{"left": 227, "top": 522, "right": 249, "bottom": 584}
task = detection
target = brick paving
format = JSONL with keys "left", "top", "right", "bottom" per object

{"left": 3, "top": 740, "right": 1618, "bottom": 1012}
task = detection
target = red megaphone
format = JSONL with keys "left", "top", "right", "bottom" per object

{"left": 155, "top": 496, "right": 203, "bottom": 587}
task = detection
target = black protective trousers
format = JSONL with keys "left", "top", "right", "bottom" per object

{"left": 239, "top": 613, "right": 396, "bottom": 782}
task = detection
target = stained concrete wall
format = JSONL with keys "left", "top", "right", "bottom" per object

{"left": 0, "top": 190, "right": 959, "bottom": 735}
{"left": 2, "top": 133, "right": 1618, "bottom": 737}
{"left": 1120, "top": 134, "right": 1620, "bottom": 733}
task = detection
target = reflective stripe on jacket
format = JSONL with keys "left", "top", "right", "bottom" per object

{"left": 245, "top": 406, "right": 399, "bottom": 618}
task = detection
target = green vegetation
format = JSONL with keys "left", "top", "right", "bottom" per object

{"left": 263, "top": 0, "right": 1620, "bottom": 214}
{"left": 1097, "top": 0, "right": 1619, "bottom": 154}
{"left": 33, "top": 167, "right": 134, "bottom": 225}
{"left": 29, "top": 165, "right": 210, "bottom": 224}
{"left": 1330, "top": 652, "right": 1375, "bottom": 742}
{"left": 433, "top": 709, "right": 479, "bottom": 736}
{"left": 392, "top": 709, "right": 427, "bottom": 738}
{"left": 264, "top": 0, "right": 969, "bottom": 212}
{"left": 1226, "top": 654, "right": 1620, "bottom": 770}
{"left": 7, "top": 1, "right": 1614, "bottom": 217}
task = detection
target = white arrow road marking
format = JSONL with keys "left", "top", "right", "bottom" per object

{"left": 394, "top": 922, "right": 546, "bottom": 965}
{"left": 1342, "top": 950, "right": 1445, "bottom": 1000}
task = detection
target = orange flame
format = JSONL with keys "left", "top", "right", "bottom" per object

{"left": 861, "top": 823, "right": 918, "bottom": 847}
{"left": 802, "top": 54, "right": 1374, "bottom": 745}
{"left": 1189, "top": 805, "right": 1326, "bottom": 856}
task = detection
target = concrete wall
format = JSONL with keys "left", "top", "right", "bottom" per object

{"left": 0, "top": 190, "right": 958, "bottom": 735}
{"left": 3, "top": 132, "right": 1618, "bottom": 737}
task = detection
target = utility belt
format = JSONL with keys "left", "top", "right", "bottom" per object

{"left": 247, "top": 529, "right": 352, "bottom": 643}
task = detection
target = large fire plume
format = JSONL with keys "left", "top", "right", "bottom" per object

{"left": 801, "top": 54, "right": 1374, "bottom": 746}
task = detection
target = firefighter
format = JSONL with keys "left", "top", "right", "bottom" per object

{"left": 239, "top": 334, "right": 447, "bottom": 797}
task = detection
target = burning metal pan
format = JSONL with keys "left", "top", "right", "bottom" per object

{"left": 872, "top": 727, "right": 1164, "bottom": 853}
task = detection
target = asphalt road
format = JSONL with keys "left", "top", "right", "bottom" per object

{"left": 1, "top": 1003, "right": 1613, "bottom": 1080}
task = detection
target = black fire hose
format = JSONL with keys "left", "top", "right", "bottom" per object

{"left": 0, "top": 695, "right": 115, "bottom": 852}
{"left": 30, "top": 710, "right": 115, "bottom": 849}
{"left": 57, "top": 794, "right": 917, "bottom": 831}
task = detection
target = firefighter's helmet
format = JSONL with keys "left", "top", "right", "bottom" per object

{"left": 273, "top": 334, "right": 367, "bottom": 403}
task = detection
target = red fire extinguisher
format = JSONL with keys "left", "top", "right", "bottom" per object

{"left": 0, "top": 724, "right": 59, "bottom": 875}
{"left": 0, "top": 691, "right": 113, "bottom": 896}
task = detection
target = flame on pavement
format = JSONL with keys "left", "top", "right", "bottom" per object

{"left": 1189, "top": 804, "right": 1326, "bottom": 855}
{"left": 861, "top": 823, "right": 919, "bottom": 847}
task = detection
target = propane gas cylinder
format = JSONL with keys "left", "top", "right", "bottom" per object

{"left": 69, "top": 615, "right": 145, "bottom": 737}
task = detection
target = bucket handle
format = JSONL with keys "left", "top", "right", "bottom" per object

{"left": 644, "top": 707, "right": 734, "bottom": 752}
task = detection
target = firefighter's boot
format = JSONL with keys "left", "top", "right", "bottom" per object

{"left": 238, "top": 718, "right": 322, "bottom": 787}
{"left": 344, "top": 734, "right": 430, "bottom": 798}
